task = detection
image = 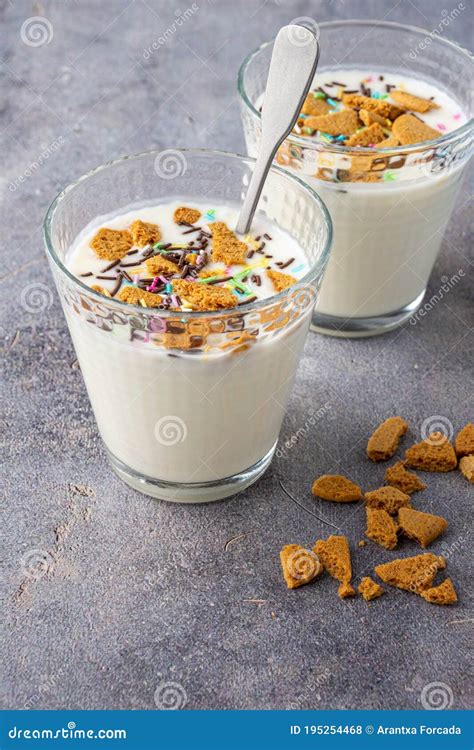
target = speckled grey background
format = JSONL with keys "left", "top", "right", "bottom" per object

{"left": 1, "top": 0, "right": 473, "bottom": 712}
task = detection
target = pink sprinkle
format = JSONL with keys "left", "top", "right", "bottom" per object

{"left": 149, "top": 275, "right": 159, "bottom": 291}
{"left": 171, "top": 294, "right": 180, "bottom": 307}
{"left": 158, "top": 275, "right": 168, "bottom": 284}
{"left": 437, "top": 123, "right": 447, "bottom": 131}
{"left": 225, "top": 267, "right": 232, "bottom": 276}
{"left": 132, "top": 274, "right": 139, "bottom": 284}
{"left": 453, "top": 113, "right": 461, "bottom": 120}
{"left": 365, "top": 76, "right": 373, "bottom": 82}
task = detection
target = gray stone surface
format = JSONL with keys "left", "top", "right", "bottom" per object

{"left": 1, "top": 0, "right": 473, "bottom": 712}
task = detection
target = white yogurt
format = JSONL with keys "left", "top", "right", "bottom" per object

{"left": 255, "top": 69, "right": 468, "bottom": 326}
{"left": 64, "top": 200, "right": 312, "bottom": 501}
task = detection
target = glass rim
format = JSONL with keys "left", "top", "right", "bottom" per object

{"left": 43, "top": 147, "right": 333, "bottom": 319}
{"left": 237, "top": 18, "right": 474, "bottom": 156}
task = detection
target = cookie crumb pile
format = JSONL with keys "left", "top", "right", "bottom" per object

{"left": 279, "top": 418, "right": 471, "bottom": 605}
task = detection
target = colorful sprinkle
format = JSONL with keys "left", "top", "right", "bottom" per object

{"left": 314, "top": 91, "right": 326, "bottom": 99}
{"left": 437, "top": 123, "right": 447, "bottom": 131}
{"left": 383, "top": 171, "right": 396, "bottom": 182}
{"left": 204, "top": 209, "right": 216, "bottom": 222}
{"left": 453, "top": 113, "right": 462, "bottom": 120}
{"left": 327, "top": 98, "right": 339, "bottom": 108}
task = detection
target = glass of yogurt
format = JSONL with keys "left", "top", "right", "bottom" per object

{"left": 43, "top": 149, "right": 332, "bottom": 503}
{"left": 239, "top": 20, "right": 473, "bottom": 336}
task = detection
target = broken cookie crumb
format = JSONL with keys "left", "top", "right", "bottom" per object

{"left": 280, "top": 544, "right": 322, "bottom": 589}
{"left": 404, "top": 433, "right": 457, "bottom": 472}
{"left": 367, "top": 416, "right": 408, "bottom": 461}
{"left": 358, "top": 577, "right": 384, "bottom": 601}
{"left": 398, "top": 507, "right": 448, "bottom": 548}
{"left": 312, "top": 475, "right": 363, "bottom": 502}
{"left": 365, "top": 486, "right": 411, "bottom": 515}
{"left": 365, "top": 507, "right": 399, "bottom": 550}
{"left": 384, "top": 461, "right": 426, "bottom": 494}
{"left": 174, "top": 206, "right": 201, "bottom": 225}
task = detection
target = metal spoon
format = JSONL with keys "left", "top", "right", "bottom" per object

{"left": 236, "top": 24, "right": 320, "bottom": 235}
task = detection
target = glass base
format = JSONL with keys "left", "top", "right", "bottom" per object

{"left": 311, "top": 289, "right": 426, "bottom": 338}
{"left": 106, "top": 442, "right": 277, "bottom": 503}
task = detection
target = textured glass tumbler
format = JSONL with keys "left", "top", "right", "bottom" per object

{"left": 239, "top": 20, "right": 473, "bottom": 337}
{"left": 43, "top": 149, "right": 332, "bottom": 503}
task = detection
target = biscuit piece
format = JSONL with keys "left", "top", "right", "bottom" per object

{"left": 313, "top": 536, "right": 352, "bottom": 596}
{"left": 342, "top": 93, "right": 404, "bottom": 120}
{"left": 454, "top": 423, "right": 474, "bottom": 457}
{"left": 118, "top": 286, "right": 163, "bottom": 308}
{"left": 305, "top": 109, "right": 360, "bottom": 136}
{"left": 301, "top": 94, "right": 330, "bottom": 116}
{"left": 90, "top": 228, "right": 133, "bottom": 261}
{"left": 266, "top": 269, "right": 296, "bottom": 293}
{"left": 359, "top": 108, "right": 389, "bottom": 127}
{"left": 312, "top": 475, "right": 363, "bottom": 503}
{"left": 145, "top": 254, "right": 179, "bottom": 276}
{"left": 404, "top": 433, "right": 457, "bottom": 472}
{"left": 398, "top": 507, "right": 448, "bottom": 548}
{"left": 374, "top": 553, "right": 445, "bottom": 594}
{"left": 365, "top": 486, "right": 411, "bottom": 515}
{"left": 91, "top": 284, "right": 111, "bottom": 297}
{"left": 459, "top": 455, "right": 474, "bottom": 483}
{"left": 346, "top": 123, "right": 386, "bottom": 147}
{"left": 367, "top": 416, "right": 408, "bottom": 461}
{"left": 375, "top": 136, "right": 400, "bottom": 149}
{"left": 338, "top": 582, "right": 356, "bottom": 598}
{"left": 384, "top": 461, "right": 427, "bottom": 494}
{"left": 419, "top": 578, "right": 458, "bottom": 605}
{"left": 365, "top": 507, "right": 399, "bottom": 550}
{"left": 198, "top": 269, "right": 218, "bottom": 279}
{"left": 174, "top": 206, "right": 201, "bottom": 225}
{"left": 358, "top": 577, "right": 384, "bottom": 601}
{"left": 280, "top": 544, "right": 322, "bottom": 589}
{"left": 392, "top": 114, "right": 440, "bottom": 145}
{"left": 130, "top": 219, "right": 161, "bottom": 247}
{"left": 172, "top": 279, "right": 237, "bottom": 311}
{"left": 211, "top": 222, "right": 247, "bottom": 265}
{"left": 390, "top": 90, "right": 439, "bottom": 113}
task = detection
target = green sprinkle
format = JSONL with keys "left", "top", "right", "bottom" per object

{"left": 314, "top": 92, "right": 326, "bottom": 99}
{"left": 383, "top": 171, "right": 396, "bottom": 182}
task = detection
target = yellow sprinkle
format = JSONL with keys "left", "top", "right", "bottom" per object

{"left": 125, "top": 266, "right": 147, "bottom": 274}
{"left": 139, "top": 299, "right": 148, "bottom": 307}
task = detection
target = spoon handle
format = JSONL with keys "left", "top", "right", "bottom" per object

{"left": 236, "top": 24, "right": 320, "bottom": 235}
